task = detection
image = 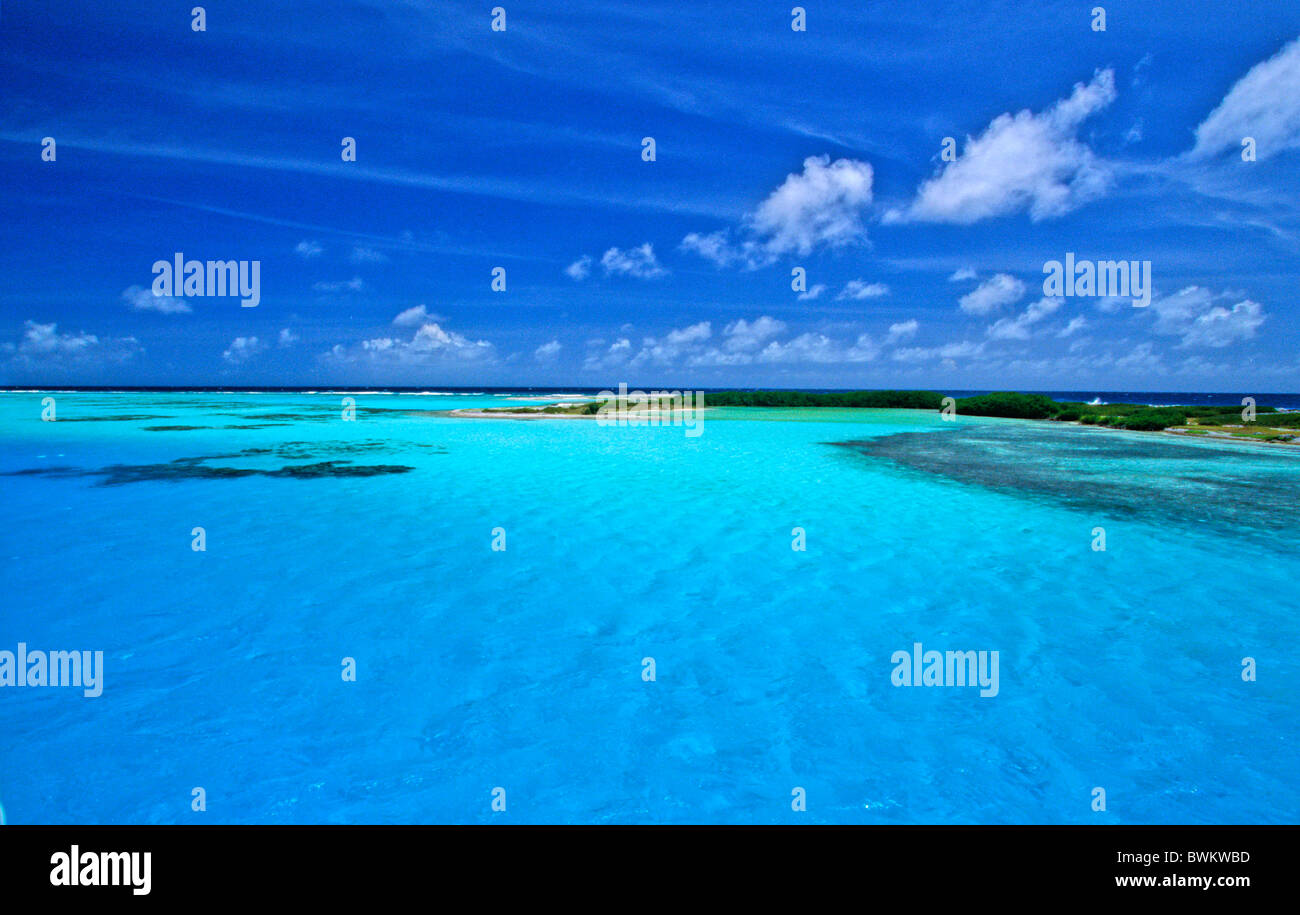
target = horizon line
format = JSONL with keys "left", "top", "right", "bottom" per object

{"left": 3, "top": 385, "right": 1299, "bottom": 397}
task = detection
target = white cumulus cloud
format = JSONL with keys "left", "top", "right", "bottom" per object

{"left": 838, "top": 280, "right": 890, "bottom": 300}
{"left": 122, "top": 285, "right": 191, "bottom": 314}
{"left": 681, "top": 155, "right": 874, "bottom": 268}
{"left": 749, "top": 155, "right": 874, "bottom": 255}
{"left": 565, "top": 256, "right": 593, "bottom": 280}
{"left": 889, "top": 69, "right": 1117, "bottom": 223}
{"left": 392, "top": 305, "right": 446, "bottom": 327}
{"left": 959, "top": 273, "right": 1026, "bottom": 315}
{"left": 2, "top": 321, "right": 141, "bottom": 365}
{"left": 1057, "top": 316, "right": 1088, "bottom": 338}
{"left": 222, "top": 336, "right": 266, "bottom": 363}
{"left": 1150, "top": 286, "right": 1265, "bottom": 348}
{"left": 584, "top": 317, "right": 883, "bottom": 370}
{"left": 887, "top": 319, "right": 919, "bottom": 341}
{"left": 1190, "top": 36, "right": 1300, "bottom": 160}
{"left": 892, "top": 340, "right": 985, "bottom": 363}
{"left": 723, "top": 316, "right": 787, "bottom": 352}
{"left": 601, "top": 244, "right": 666, "bottom": 278}
{"left": 349, "top": 246, "right": 389, "bottom": 264}
{"left": 986, "top": 297, "right": 1062, "bottom": 340}
{"left": 326, "top": 322, "right": 495, "bottom": 366}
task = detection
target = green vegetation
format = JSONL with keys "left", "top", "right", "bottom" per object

{"left": 952, "top": 392, "right": 1058, "bottom": 419}
{"left": 955, "top": 392, "right": 1296, "bottom": 439}
{"left": 1193, "top": 409, "right": 1298, "bottom": 427}
{"left": 955, "top": 393, "right": 1190, "bottom": 427}
{"left": 699, "top": 389, "right": 944, "bottom": 409}
{"left": 1173, "top": 426, "right": 1297, "bottom": 443}
{"left": 481, "top": 402, "right": 602, "bottom": 415}
{"left": 1114, "top": 408, "right": 1188, "bottom": 431}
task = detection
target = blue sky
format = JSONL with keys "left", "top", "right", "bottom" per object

{"left": 2, "top": 0, "right": 1299, "bottom": 389}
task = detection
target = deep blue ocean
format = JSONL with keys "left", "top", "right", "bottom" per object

{"left": 1, "top": 390, "right": 1297, "bottom": 824}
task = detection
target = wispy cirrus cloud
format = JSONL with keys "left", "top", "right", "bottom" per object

{"left": 0, "top": 132, "right": 731, "bottom": 219}
{"left": 312, "top": 277, "right": 364, "bottom": 293}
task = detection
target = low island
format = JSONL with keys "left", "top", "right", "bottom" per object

{"left": 451, "top": 390, "right": 1299, "bottom": 444}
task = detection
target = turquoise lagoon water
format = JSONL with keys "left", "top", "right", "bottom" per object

{"left": 0, "top": 391, "right": 1297, "bottom": 824}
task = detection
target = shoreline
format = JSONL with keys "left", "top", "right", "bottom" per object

{"left": 1158, "top": 426, "right": 1300, "bottom": 448}
{"left": 448, "top": 406, "right": 712, "bottom": 420}
{"left": 445, "top": 400, "right": 1300, "bottom": 448}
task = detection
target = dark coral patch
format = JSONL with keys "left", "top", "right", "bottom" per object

{"left": 53, "top": 415, "right": 173, "bottom": 422}
{"left": 5, "top": 457, "right": 416, "bottom": 485}
{"left": 91, "top": 459, "right": 414, "bottom": 485}
{"left": 834, "top": 425, "right": 1300, "bottom": 536}
{"left": 265, "top": 461, "right": 416, "bottom": 478}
